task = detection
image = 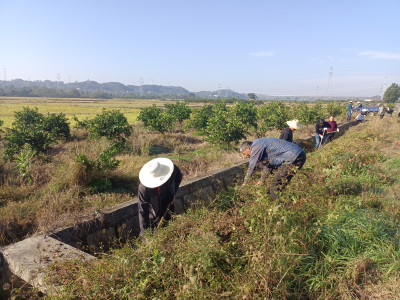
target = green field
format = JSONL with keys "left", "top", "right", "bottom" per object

{"left": 0, "top": 97, "right": 179, "bottom": 127}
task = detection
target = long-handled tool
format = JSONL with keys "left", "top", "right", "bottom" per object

{"left": 318, "top": 129, "right": 326, "bottom": 149}
{"left": 157, "top": 198, "right": 175, "bottom": 229}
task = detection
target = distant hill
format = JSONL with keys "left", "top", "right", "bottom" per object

{"left": 0, "top": 79, "right": 246, "bottom": 98}
{"left": 0, "top": 79, "right": 189, "bottom": 96}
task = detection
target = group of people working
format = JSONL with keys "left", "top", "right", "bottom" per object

{"left": 348, "top": 100, "right": 395, "bottom": 122}
{"left": 138, "top": 119, "right": 312, "bottom": 235}
{"left": 139, "top": 105, "right": 394, "bottom": 234}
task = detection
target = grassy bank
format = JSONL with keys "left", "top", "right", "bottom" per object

{"left": 35, "top": 117, "right": 400, "bottom": 299}
{"left": 0, "top": 126, "right": 242, "bottom": 246}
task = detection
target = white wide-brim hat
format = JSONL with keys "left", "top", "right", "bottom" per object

{"left": 362, "top": 109, "right": 368, "bottom": 112}
{"left": 357, "top": 101, "right": 361, "bottom": 103}
{"left": 287, "top": 119, "right": 302, "bottom": 129}
{"left": 139, "top": 158, "right": 174, "bottom": 188}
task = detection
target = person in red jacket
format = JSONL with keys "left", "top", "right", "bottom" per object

{"left": 326, "top": 115, "right": 338, "bottom": 142}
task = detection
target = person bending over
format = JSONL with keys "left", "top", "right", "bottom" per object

{"left": 354, "top": 112, "right": 365, "bottom": 123}
{"left": 315, "top": 118, "right": 331, "bottom": 149}
{"left": 279, "top": 119, "right": 302, "bottom": 143}
{"left": 240, "top": 138, "right": 306, "bottom": 199}
{"left": 138, "top": 158, "right": 182, "bottom": 235}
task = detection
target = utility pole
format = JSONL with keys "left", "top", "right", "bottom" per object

{"left": 218, "top": 84, "right": 221, "bottom": 98}
{"left": 381, "top": 77, "right": 387, "bottom": 100}
{"left": 57, "top": 74, "right": 61, "bottom": 89}
{"left": 140, "top": 78, "right": 144, "bottom": 96}
{"left": 325, "top": 67, "right": 333, "bottom": 99}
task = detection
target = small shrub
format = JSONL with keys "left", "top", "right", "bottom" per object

{"left": 205, "top": 108, "right": 248, "bottom": 148}
{"left": 257, "top": 101, "right": 291, "bottom": 132}
{"left": 76, "top": 146, "right": 121, "bottom": 172}
{"left": 13, "top": 144, "right": 36, "bottom": 183}
{"left": 184, "top": 105, "right": 214, "bottom": 133}
{"left": 4, "top": 107, "right": 70, "bottom": 159}
{"left": 137, "top": 105, "right": 176, "bottom": 133}
{"left": 73, "top": 109, "right": 131, "bottom": 142}
{"left": 164, "top": 101, "right": 192, "bottom": 124}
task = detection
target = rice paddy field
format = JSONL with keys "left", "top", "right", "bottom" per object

{"left": 0, "top": 97, "right": 179, "bottom": 127}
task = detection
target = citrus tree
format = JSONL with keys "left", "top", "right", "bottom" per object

{"left": 164, "top": 101, "right": 192, "bottom": 124}
{"left": 137, "top": 104, "right": 176, "bottom": 133}
{"left": 73, "top": 109, "right": 131, "bottom": 142}
{"left": 257, "top": 101, "right": 291, "bottom": 133}
{"left": 4, "top": 107, "right": 70, "bottom": 159}
{"left": 184, "top": 105, "right": 214, "bottom": 134}
{"left": 204, "top": 108, "right": 247, "bottom": 149}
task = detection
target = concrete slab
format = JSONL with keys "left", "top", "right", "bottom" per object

{"left": 0, "top": 235, "right": 94, "bottom": 293}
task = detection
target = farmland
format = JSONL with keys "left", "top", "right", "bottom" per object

{"left": 0, "top": 97, "right": 174, "bottom": 127}
{"left": 20, "top": 113, "right": 400, "bottom": 299}
{"left": 0, "top": 98, "right": 352, "bottom": 247}
{"left": 1, "top": 96, "right": 400, "bottom": 298}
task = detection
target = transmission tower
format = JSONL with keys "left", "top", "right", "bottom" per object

{"left": 57, "top": 74, "right": 61, "bottom": 89}
{"left": 381, "top": 77, "right": 387, "bottom": 100}
{"left": 325, "top": 67, "right": 333, "bottom": 99}
{"left": 226, "top": 87, "right": 228, "bottom": 98}
{"left": 218, "top": 84, "right": 221, "bottom": 98}
{"left": 140, "top": 78, "right": 144, "bottom": 95}
{"left": 69, "top": 75, "right": 70, "bottom": 84}
{"left": 151, "top": 77, "right": 153, "bottom": 85}
{"left": 3, "top": 68, "right": 7, "bottom": 81}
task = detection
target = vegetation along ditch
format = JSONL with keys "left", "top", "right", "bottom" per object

{"left": 3, "top": 98, "right": 400, "bottom": 299}
{"left": 30, "top": 116, "right": 400, "bottom": 299}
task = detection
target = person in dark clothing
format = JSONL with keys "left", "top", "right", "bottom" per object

{"left": 326, "top": 115, "right": 338, "bottom": 142}
{"left": 279, "top": 119, "right": 302, "bottom": 143}
{"left": 138, "top": 158, "right": 183, "bottom": 234}
{"left": 315, "top": 118, "right": 331, "bottom": 148}
{"left": 386, "top": 107, "right": 394, "bottom": 117}
{"left": 240, "top": 138, "right": 306, "bottom": 199}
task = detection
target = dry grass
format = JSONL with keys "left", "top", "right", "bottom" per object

{"left": 0, "top": 124, "right": 243, "bottom": 245}
{"left": 35, "top": 116, "right": 400, "bottom": 300}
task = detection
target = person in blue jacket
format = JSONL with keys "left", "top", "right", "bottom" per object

{"left": 240, "top": 138, "right": 306, "bottom": 199}
{"left": 347, "top": 101, "right": 353, "bottom": 121}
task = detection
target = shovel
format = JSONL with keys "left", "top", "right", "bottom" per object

{"left": 318, "top": 129, "right": 326, "bottom": 149}
{"left": 157, "top": 198, "right": 175, "bottom": 229}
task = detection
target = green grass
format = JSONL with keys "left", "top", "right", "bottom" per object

{"left": 34, "top": 117, "right": 400, "bottom": 299}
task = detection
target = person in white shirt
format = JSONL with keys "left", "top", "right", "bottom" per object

{"left": 354, "top": 112, "right": 365, "bottom": 123}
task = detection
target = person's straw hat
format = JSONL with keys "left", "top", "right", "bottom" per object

{"left": 286, "top": 119, "right": 302, "bottom": 129}
{"left": 349, "top": 100, "right": 353, "bottom": 103}
{"left": 139, "top": 158, "right": 174, "bottom": 188}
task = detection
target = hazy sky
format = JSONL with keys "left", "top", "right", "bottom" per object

{"left": 1, "top": 0, "right": 399, "bottom": 96}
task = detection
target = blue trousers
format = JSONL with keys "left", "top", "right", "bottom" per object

{"left": 347, "top": 111, "right": 352, "bottom": 121}
{"left": 315, "top": 133, "right": 327, "bottom": 149}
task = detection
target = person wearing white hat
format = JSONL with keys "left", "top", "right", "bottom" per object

{"left": 279, "top": 119, "right": 302, "bottom": 143}
{"left": 378, "top": 103, "right": 385, "bottom": 119}
{"left": 347, "top": 101, "right": 353, "bottom": 121}
{"left": 138, "top": 158, "right": 183, "bottom": 234}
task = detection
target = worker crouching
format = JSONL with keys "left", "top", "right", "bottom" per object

{"left": 240, "top": 138, "right": 306, "bottom": 199}
{"left": 138, "top": 158, "right": 182, "bottom": 235}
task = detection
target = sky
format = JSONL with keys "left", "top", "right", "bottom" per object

{"left": 0, "top": 0, "right": 399, "bottom": 97}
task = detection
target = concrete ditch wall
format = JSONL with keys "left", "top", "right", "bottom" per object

{"left": 0, "top": 120, "right": 358, "bottom": 293}
{"left": 49, "top": 159, "right": 250, "bottom": 251}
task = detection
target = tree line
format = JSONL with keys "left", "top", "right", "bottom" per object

{"left": 138, "top": 101, "right": 347, "bottom": 148}
{"left": 0, "top": 86, "right": 112, "bottom": 98}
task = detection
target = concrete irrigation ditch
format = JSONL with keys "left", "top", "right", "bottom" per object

{"left": 0, "top": 121, "right": 358, "bottom": 294}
